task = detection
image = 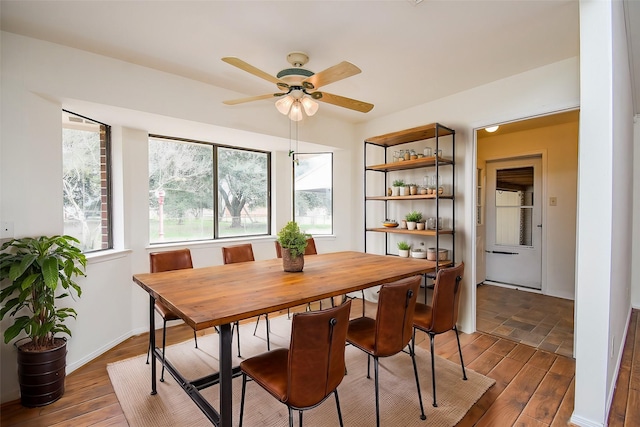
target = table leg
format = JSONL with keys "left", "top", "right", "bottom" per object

{"left": 219, "top": 323, "right": 232, "bottom": 427}
{"left": 149, "top": 295, "right": 157, "bottom": 395}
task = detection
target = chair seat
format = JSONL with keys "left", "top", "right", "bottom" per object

{"left": 155, "top": 301, "right": 180, "bottom": 321}
{"left": 346, "top": 316, "right": 377, "bottom": 353}
{"left": 413, "top": 303, "right": 433, "bottom": 331}
{"left": 240, "top": 348, "right": 289, "bottom": 403}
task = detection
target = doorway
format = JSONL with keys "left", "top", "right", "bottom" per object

{"left": 473, "top": 110, "right": 579, "bottom": 356}
{"left": 486, "top": 156, "right": 542, "bottom": 289}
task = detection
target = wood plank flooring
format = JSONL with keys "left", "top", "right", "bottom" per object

{"left": 1, "top": 302, "right": 638, "bottom": 426}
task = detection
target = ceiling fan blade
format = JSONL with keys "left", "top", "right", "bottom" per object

{"left": 223, "top": 93, "right": 282, "bottom": 105}
{"left": 303, "top": 61, "right": 362, "bottom": 90}
{"left": 222, "top": 57, "right": 287, "bottom": 87}
{"left": 315, "top": 91, "right": 374, "bottom": 113}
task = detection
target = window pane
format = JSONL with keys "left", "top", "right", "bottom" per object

{"left": 149, "top": 137, "right": 214, "bottom": 243}
{"left": 62, "top": 111, "right": 111, "bottom": 252}
{"left": 217, "top": 147, "right": 269, "bottom": 237}
{"left": 293, "top": 153, "right": 333, "bottom": 235}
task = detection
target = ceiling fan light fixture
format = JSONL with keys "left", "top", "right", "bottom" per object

{"left": 301, "top": 97, "right": 319, "bottom": 116}
{"left": 275, "top": 95, "right": 294, "bottom": 115}
{"left": 485, "top": 125, "right": 499, "bottom": 133}
{"left": 289, "top": 101, "right": 303, "bottom": 121}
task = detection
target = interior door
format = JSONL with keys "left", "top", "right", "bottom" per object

{"left": 485, "top": 156, "right": 542, "bottom": 289}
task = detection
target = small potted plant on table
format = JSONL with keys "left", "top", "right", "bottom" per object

{"left": 277, "top": 221, "right": 311, "bottom": 272}
{"left": 0, "top": 235, "right": 86, "bottom": 407}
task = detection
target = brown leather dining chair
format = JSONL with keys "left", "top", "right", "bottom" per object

{"left": 239, "top": 300, "right": 352, "bottom": 427}
{"left": 146, "top": 248, "right": 196, "bottom": 382}
{"left": 346, "top": 275, "right": 426, "bottom": 427}
{"left": 412, "top": 262, "right": 467, "bottom": 407}
{"left": 221, "top": 243, "right": 270, "bottom": 355}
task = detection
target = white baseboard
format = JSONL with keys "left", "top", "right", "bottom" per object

{"left": 482, "top": 280, "right": 543, "bottom": 294}
{"left": 67, "top": 331, "right": 135, "bottom": 374}
{"left": 569, "top": 413, "right": 604, "bottom": 427}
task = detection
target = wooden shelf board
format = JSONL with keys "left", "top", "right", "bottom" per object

{"left": 366, "top": 194, "right": 453, "bottom": 201}
{"left": 366, "top": 156, "right": 453, "bottom": 172}
{"left": 367, "top": 228, "right": 454, "bottom": 236}
{"left": 365, "top": 123, "right": 455, "bottom": 147}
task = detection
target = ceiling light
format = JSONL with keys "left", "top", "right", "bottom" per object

{"left": 485, "top": 126, "right": 499, "bottom": 133}
{"left": 276, "top": 93, "right": 318, "bottom": 121}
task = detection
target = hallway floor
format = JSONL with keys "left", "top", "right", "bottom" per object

{"left": 476, "top": 284, "right": 574, "bottom": 358}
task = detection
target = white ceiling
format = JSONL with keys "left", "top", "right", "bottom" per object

{"left": 0, "top": 0, "right": 637, "bottom": 124}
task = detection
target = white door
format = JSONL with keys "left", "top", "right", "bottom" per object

{"left": 486, "top": 156, "right": 542, "bottom": 289}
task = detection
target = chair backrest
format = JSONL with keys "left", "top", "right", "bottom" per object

{"left": 274, "top": 237, "right": 317, "bottom": 259}
{"left": 222, "top": 243, "right": 255, "bottom": 264}
{"left": 149, "top": 249, "right": 193, "bottom": 273}
{"left": 374, "top": 275, "right": 421, "bottom": 357}
{"left": 287, "top": 300, "right": 351, "bottom": 409}
{"left": 429, "top": 262, "right": 465, "bottom": 334}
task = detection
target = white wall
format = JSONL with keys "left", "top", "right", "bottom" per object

{"left": 0, "top": 31, "right": 357, "bottom": 403}
{"left": 633, "top": 118, "right": 640, "bottom": 308}
{"left": 477, "top": 121, "right": 579, "bottom": 300}
{"left": 357, "top": 57, "right": 581, "bottom": 334}
{"left": 572, "top": 1, "right": 634, "bottom": 426}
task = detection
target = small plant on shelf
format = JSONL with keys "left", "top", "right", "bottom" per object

{"left": 405, "top": 210, "right": 423, "bottom": 222}
{"left": 392, "top": 179, "right": 405, "bottom": 187}
{"left": 397, "top": 241, "right": 411, "bottom": 250}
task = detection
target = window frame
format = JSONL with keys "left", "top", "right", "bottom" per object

{"left": 292, "top": 152, "right": 333, "bottom": 236}
{"left": 148, "top": 134, "right": 271, "bottom": 244}
{"left": 62, "top": 109, "right": 113, "bottom": 253}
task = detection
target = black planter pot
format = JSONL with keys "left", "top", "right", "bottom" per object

{"left": 17, "top": 338, "right": 67, "bottom": 407}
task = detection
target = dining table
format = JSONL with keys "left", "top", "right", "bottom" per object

{"left": 132, "top": 250, "right": 440, "bottom": 427}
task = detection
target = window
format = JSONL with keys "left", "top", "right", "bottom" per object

{"left": 148, "top": 136, "right": 270, "bottom": 243}
{"left": 293, "top": 153, "right": 333, "bottom": 235}
{"left": 62, "top": 110, "right": 112, "bottom": 252}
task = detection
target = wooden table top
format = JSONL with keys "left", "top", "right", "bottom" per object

{"left": 133, "top": 251, "right": 437, "bottom": 331}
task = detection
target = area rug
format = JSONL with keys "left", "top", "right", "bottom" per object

{"left": 108, "top": 315, "right": 494, "bottom": 426}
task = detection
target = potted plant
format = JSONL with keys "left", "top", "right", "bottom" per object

{"left": 405, "top": 210, "right": 423, "bottom": 230}
{"left": 277, "top": 221, "right": 311, "bottom": 272}
{"left": 0, "top": 235, "right": 86, "bottom": 407}
{"left": 397, "top": 241, "right": 411, "bottom": 258}
{"left": 391, "top": 179, "right": 405, "bottom": 197}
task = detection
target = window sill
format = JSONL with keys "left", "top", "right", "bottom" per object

{"left": 85, "top": 248, "right": 132, "bottom": 264}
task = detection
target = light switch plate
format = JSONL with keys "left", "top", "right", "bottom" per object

{"left": 549, "top": 197, "right": 557, "bottom": 206}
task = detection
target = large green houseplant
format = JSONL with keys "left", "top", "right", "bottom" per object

{"left": 277, "top": 221, "right": 311, "bottom": 272}
{"left": 0, "top": 235, "right": 86, "bottom": 407}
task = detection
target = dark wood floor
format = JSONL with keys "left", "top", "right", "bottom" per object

{"left": 1, "top": 303, "right": 637, "bottom": 426}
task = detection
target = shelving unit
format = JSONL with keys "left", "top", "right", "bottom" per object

{"left": 364, "top": 123, "right": 456, "bottom": 276}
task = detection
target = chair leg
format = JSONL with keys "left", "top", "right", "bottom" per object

{"left": 429, "top": 333, "right": 437, "bottom": 407}
{"left": 288, "top": 407, "right": 294, "bottom": 427}
{"left": 239, "top": 373, "right": 247, "bottom": 427}
{"left": 160, "top": 319, "right": 168, "bottom": 382}
{"left": 361, "top": 290, "right": 365, "bottom": 317}
{"left": 253, "top": 314, "right": 261, "bottom": 336}
{"left": 374, "top": 357, "right": 381, "bottom": 427}
{"left": 367, "top": 353, "right": 371, "bottom": 379}
{"left": 299, "top": 410, "right": 303, "bottom": 427}
{"left": 146, "top": 331, "right": 152, "bottom": 364}
{"left": 193, "top": 329, "right": 198, "bottom": 349}
{"left": 454, "top": 325, "right": 468, "bottom": 380}
{"left": 408, "top": 344, "right": 427, "bottom": 421}
{"left": 334, "top": 390, "right": 345, "bottom": 427}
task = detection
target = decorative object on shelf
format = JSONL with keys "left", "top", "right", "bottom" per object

{"left": 423, "top": 147, "right": 432, "bottom": 157}
{"left": 411, "top": 248, "right": 427, "bottom": 259}
{"left": 391, "top": 179, "right": 405, "bottom": 196}
{"left": 403, "top": 150, "right": 411, "bottom": 161}
{"left": 383, "top": 220, "right": 399, "bottom": 228}
{"left": 427, "top": 217, "right": 443, "bottom": 230}
{"left": 277, "top": 221, "right": 310, "bottom": 272}
{"left": 409, "top": 149, "right": 418, "bottom": 160}
{"left": 419, "top": 187, "right": 428, "bottom": 195}
{"left": 405, "top": 210, "right": 422, "bottom": 230}
{"left": 417, "top": 221, "right": 426, "bottom": 230}
{"left": 427, "top": 247, "right": 449, "bottom": 261}
{"left": 0, "top": 235, "right": 87, "bottom": 407}
{"left": 409, "top": 184, "right": 418, "bottom": 195}
{"left": 400, "top": 219, "right": 408, "bottom": 229}
{"left": 397, "top": 241, "right": 411, "bottom": 258}
{"left": 401, "top": 185, "right": 411, "bottom": 196}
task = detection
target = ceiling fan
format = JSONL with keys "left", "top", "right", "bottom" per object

{"left": 222, "top": 52, "right": 374, "bottom": 119}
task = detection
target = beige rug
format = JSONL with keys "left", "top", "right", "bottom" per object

{"left": 108, "top": 315, "right": 494, "bottom": 426}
